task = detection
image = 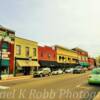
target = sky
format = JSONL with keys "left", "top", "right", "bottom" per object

{"left": 0, "top": 0, "right": 100, "bottom": 57}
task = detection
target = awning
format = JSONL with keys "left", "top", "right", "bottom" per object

{"left": 16, "top": 60, "right": 40, "bottom": 67}
{"left": 0, "top": 59, "right": 9, "bottom": 67}
{"left": 80, "top": 62, "right": 89, "bottom": 67}
{"left": 39, "top": 60, "right": 58, "bottom": 67}
{"left": 57, "top": 63, "right": 68, "bottom": 67}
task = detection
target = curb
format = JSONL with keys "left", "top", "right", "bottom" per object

{"left": 93, "top": 92, "right": 100, "bottom": 100}
{"left": 0, "top": 75, "right": 32, "bottom": 82}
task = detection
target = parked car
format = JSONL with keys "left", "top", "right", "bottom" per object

{"left": 73, "top": 66, "right": 85, "bottom": 74}
{"left": 83, "top": 67, "right": 88, "bottom": 71}
{"left": 88, "top": 68, "right": 100, "bottom": 84}
{"left": 51, "top": 69, "right": 63, "bottom": 75}
{"left": 65, "top": 68, "right": 74, "bottom": 73}
{"left": 33, "top": 68, "right": 51, "bottom": 77}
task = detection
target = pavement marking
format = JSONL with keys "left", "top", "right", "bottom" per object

{"left": 76, "top": 84, "right": 92, "bottom": 90}
{"left": 0, "top": 86, "right": 10, "bottom": 90}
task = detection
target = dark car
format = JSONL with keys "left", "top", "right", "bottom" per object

{"left": 73, "top": 66, "right": 85, "bottom": 74}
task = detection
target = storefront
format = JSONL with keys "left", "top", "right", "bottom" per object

{"left": 39, "top": 60, "right": 58, "bottom": 70}
{"left": 54, "top": 45, "right": 79, "bottom": 69}
{"left": 14, "top": 37, "right": 39, "bottom": 76}
{"left": 38, "top": 46, "right": 57, "bottom": 70}
{"left": 72, "top": 47, "right": 89, "bottom": 67}
{"left": 15, "top": 59, "right": 40, "bottom": 75}
{"left": 0, "top": 26, "right": 15, "bottom": 79}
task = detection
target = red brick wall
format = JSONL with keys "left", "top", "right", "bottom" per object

{"left": 9, "top": 43, "right": 14, "bottom": 73}
{"left": 38, "top": 46, "right": 56, "bottom": 61}
{"left": 88, "top": 58, "right": 95, "bottom": 66}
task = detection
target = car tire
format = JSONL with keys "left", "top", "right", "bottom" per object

{"left": 40, "top": 74, "right": 43, "bottom": 77}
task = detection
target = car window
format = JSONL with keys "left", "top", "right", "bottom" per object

{"left": 38, "top": 68, "right": 43, "bottom": 71}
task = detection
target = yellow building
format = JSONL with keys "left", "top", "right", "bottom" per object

{"left": 54, "top": 45, "right": 79, "bottom": 67}
{"left": 14, "top": 37, "right": 39, "bottom": 76}
{"left": 96, "top": 56, "right": 100, "bottom": 67}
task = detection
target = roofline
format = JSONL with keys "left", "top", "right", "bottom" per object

{"left": 15, "top": 36, "right": 38, "bottom": 44}
{"left": 72, "top": 47, "right": 88, "bottom": 53}
{"left": 0, "top": 25, "right": 15, "bottom": 33}
{"left": 54, "top": 45, "right": 77, "bottom": 53}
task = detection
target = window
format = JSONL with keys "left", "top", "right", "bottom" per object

{"left": 48, "top": 53, "right": 51, "bottom": 59}
{"left": 25, "top": 47, "right": 29, "bottom": 57}
{"left": 68, "top": 58, "right": 71, "bottom": 60}
{"left": 59, "top": 56, "right": 61, "bottom": 61}
{"left": 41, "top": 52, "right": 44, "bottom": 57}
{"left": 53, "top": 54, "right": 55, "bottom": 58}
{"left": 16, "top": 45, "right": 21, "bottom": 55}
{"left": 33, "top": 48, "right": 36, "bottom": 57}
{"left": 62, "top": 57, "right": 65, "bottom": 61}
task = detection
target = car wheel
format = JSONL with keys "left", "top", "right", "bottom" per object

{"left": 40, "top": 74, "right": 43, "bottom": 77}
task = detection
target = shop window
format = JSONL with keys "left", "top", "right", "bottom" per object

{"left": 16, "top": 45, "right": 21, "bottom": 55}
{"left": 33, "top": 48, "right": 36, "bottom": 57}
{"left": 26, "top": 47, "right": 29, "bottom": 57}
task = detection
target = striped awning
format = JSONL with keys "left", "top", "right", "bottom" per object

{"left": 16, "top": 60, "right": 40, "bottom": 67}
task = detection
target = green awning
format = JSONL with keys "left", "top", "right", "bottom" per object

{"left": 80, "top": 62, "right": 89, "bottom": 67}
{"left": 0, "top": 59, "right": 9, "bottom": 67}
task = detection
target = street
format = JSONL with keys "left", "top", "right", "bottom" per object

{"left": 0, "top": 71, "right": 100, "bottom": 100}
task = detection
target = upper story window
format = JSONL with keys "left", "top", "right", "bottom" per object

{"left": 16, "top": 45, "right": 21, "bottom": 55}
{"left": 33, "top": 48, "right": 36, "bottom": 57}
{"left": 68, "top": 58, "right": 71, "bottom": 61}
{"left": 41, "top": 52, "right": 44, "bottom": 57}
{"left": 53, "top": 54, "right": 55, "bottom": 58}
{"left": 62, "top": 57, "right": 65, "bottom": 61}
{"left": 48, "top": 53, "right": 51, "bottom": 59}
{"left": 25, "top": 47, "right": 29, "bottom": 57}
{"left": 59, "top": 56, "right": 61, "bottom": 61}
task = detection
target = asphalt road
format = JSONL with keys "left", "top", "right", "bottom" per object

{"left": 0, "top": 71, "right": 100, "bottom": 100}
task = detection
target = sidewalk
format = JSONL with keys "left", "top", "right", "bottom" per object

{"left": 0, "top": 75, "right": 33, "bottom": 82}
{"left": 93, "top": 92, "right": 100, "bottom": 100}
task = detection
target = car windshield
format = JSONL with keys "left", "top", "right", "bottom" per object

{"left": 38, "top": 68, "right": 43, "bottom": 71}
{"left": 66, "top": 68, "right": 73, "bottom": 70}
{"left": 75, "top": 66, "right": 81, "bottom": 69}
{"left": 92, "top": 68, "right": 100, "bottom": 74}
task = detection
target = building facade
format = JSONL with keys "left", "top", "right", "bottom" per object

{"left": 88, "top": 57, "right": 96, "bottom": 66}
{"left": 55, "top": 45, "right": 79, "bottom": 68}
{"left": 38, "top": 46, "right": 57, "bottom": 70}
{"left": 96, "top": 56, "right": 100, "bottom": 67}
{"left": 0, "top": 25, "right": 15, "bottom": 77}
{"left": 72, "top": 48, "right": 89, "bottom": 67}
{"left": 14, "top": 37, "right": 39, "bottom": 76}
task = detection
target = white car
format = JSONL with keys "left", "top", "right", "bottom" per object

{"left": 65, "top": 68, "right": 74, "bottom": 73}
{"left": 52, "top": 69, "right": 63, "bottom": 75}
